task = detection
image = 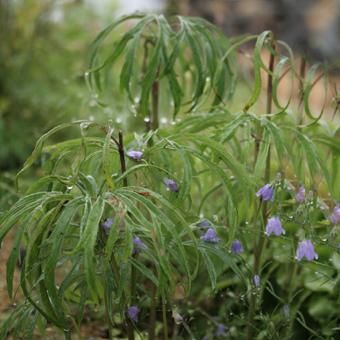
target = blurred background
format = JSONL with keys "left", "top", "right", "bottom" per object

{"left": 0, "top": 0, "right": 339, "bottom": 171}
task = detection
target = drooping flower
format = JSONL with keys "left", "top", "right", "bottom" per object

{"left": 127, "top": 306, "right": 139, "bottom": 322}
{"left": 295, "top": 186, "right": 305, "bottom": 203}
{"left": 231, "top": 240, "right": 244, "bottom": 254}
{"left": 265, "top": 217, "right": 285, "bottom": 236}
{"left": 215, "top": 323, "right": 227, "bottom": 337}
{"left": 329, "top": 205, "right": 340, "bottom": 225}
{"left": 253, "top": 274, "right": 260, "bottom": 287}
{"left": 126, "top": 150, "right": 143, "bottom": 161}
{"left": 201, "top": 228, "right": 220, "bottom": 243}
{"left": 163, "top": 177, "right": 179, "bottom": 192}
{"left": 197, "top": 219, "right": 211, "bottom": 228}
{"left": 101, "top": 218, "right": 113, "bottom": 234}
{"left": 256, "top": 184, "right": 274, "bottom": 201}
{"left": 296, "top": 240, "right": 318, "bottom": 261}
{"left": 133, "top": 236, "right": 147, "bottom": 255}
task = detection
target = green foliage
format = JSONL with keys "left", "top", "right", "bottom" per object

{"left": 88, "top": 13, "right": 235, "bottom": 121}
{"left": 0, "top": 12, "right": 339, "bottom": 340}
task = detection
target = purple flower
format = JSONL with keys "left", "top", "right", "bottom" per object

{"left": 133, "top": 236, "right": 147, "bottom": 255}
{"left": 163, "top": 177, "right": 179, "bottom": 192}
{"left": 126, "top": 150, "right": 143, "bottom": 161}
{"left": 296, "top": 240, "right": 318, "bottom": 261}
{"left": 127, "top": 306, "right": 139, "bottom": 322}
{"left": 253, "top": 274, "right": 260, "bottom": 287}
{"left": 329, "top": 206, "right": 340, "bottom": 225}
{"left": 215, "top": 323, "right": 227, "bottom": 336}
{"left": 200, "top": 228, "right": 220, "bottom": 243}
{"left": 295, "top": 186, "right": 305, "bottom": 203}
{"left": 265, "top": 217, "right": 285, "bottom": 236}
{"left": 197, "top": 219, "right": 211, "bottom": 228}
{"left": 101, "top": 218, "right": 113, "bottom": 234}
{"left": 256, "top": 184, "right": 274, "bottom": 201}
{"left": 231, "top": 240, "right": 244, "bottom": 254}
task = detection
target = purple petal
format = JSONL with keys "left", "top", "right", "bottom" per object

{"left": 256, "top": 184, "right": 274, "bottom": 201}
{"left": 127, "top": 150, "right": 143, "bottom": 161}
{"left": 296, "top": 240, "right": 318, "bottom": 261}
{"left": 197, "top": 219, "right": 211, "bottom": 228}
{"left": 231, "top": 240, "right": 244, "bottom": 254}
{"left": 253, "top": 274, "right": 260, "bottom": 287}
{"left": 133, "top": 236, "right": 147, "bottom": 255}
{"left": 295, "top": 186, "right": 305, "bottom": 203}
{"left": 329, "top": 205, "right": 340, "bottom": 224}
{"left": 101, "top": 218, "right": 114, "bottom": 234}
{"left": 215, "top": 323, "right": 227, "bottom": 336}
{"left": 163, "top": 177, "right": 179, "bottom": 192}
{"left": 127, "top": 306, "right": 139, "bottom": 322}
{"left": 200, "top": 228, "right": 220, "bottom": 243}
{"left": 265, "top": 216, "right": 285, "bottom": 236}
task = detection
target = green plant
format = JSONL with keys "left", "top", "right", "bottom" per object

{"left": 0, "top": 13, "right": 339, "bottom": 340}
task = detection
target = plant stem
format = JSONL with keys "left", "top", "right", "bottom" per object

{"left": 151, "top": 73, "right": 159, "bottom": 131}
{"left": 247, "top": 39, "right": 276, "bottom": 340}
{"left": 298, "top": 57, "right": 306, "bottom": 125}
{"left": 148, "top": 284, "right": 157, "bottom": 340}
{"left": 117, "top": 131, "right": 128, "bottom": 187}
{"left": 162, "top": 296, "right": 169, "bottom": 340}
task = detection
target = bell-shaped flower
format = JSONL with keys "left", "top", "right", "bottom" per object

{"left": 265, "top": 217, "right": 285, "bottom": 236}
{"left": 253, "top": 274, "right": 260, "bottom": 287}
{"left": 256, "top": 184, "right": 274, "bottom": 201}
{"left": 231, "top": 239, "right": 244, "bottom": 254}
{"left": 296, "top": 239, "right": 318, "bottom": 261}
{"left": 127, "top": 306, "right": 139, "bottom": 322}
{"left": 132, "top": 236, "right": 147, "bottom": 255}
{"left": 200, "top": 228, "right": 220, "bottom": 243}
{"left": 101, "top": 218, "right": 114, "bottom": 234}
{"left": 126, "top": 150, "right": 144, "bottom": 161}
{"left": 329, "top": 205, "right": 340, "bottom": 225}
{"left": 295, "top": 186, "right": 305, "bottom": 203}
{"left": 163, "top": 177, "right": 179, "bottom": 192}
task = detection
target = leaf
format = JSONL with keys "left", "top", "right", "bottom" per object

{"left": 83, "top": 196, "right": 105, "bottom": 301}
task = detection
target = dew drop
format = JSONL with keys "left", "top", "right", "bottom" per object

{"left": 160, "top": 117, "right": 168, "bottom": 124}
{"left": 116, "top": 117, "right": 122, "bottom": 124}
{"left": 144, "top": 117, "right": 150, "bottom": 123}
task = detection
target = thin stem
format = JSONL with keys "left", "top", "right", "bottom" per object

{"left": 117, "top": 131, "right": 128, "bottom": 187}
{"left": 162, "top": 297, "right": 169, "bottom": 340}
{"left": 148, "top": 284, "right": 157, "bottom": 340}
{"left": 298, "top": 57, "right": 306, "bottom": 125}
{"left": 151, "top": 74, "right": 159, "bottom": 131}
{"left": 247, "top": 40, "right": 276, "bottom": 340}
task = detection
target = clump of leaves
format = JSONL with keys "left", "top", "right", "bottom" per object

{"left": 0, "top": 13, "right": 339, "bottom": 340}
